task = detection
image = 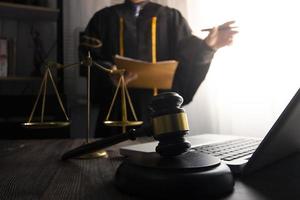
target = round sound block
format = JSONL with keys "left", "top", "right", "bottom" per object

{"left": 115, "top": 151, "right": 234, "bottom": 198}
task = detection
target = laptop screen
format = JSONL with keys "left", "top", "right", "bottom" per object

{"left": 244, "top": 88, "right": 300, "bottom": 174}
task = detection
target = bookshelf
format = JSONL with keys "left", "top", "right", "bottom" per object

{"left": 0, "top": 1, "right": 67, "bottom": 138}
{"left": 0, "top": 1, "right": 62, "bottom": 85}
{"left": 0, "top": 2, "right": 59, "bottom": 21}
{"left": 0, "top": 76, "right": 41, "bottom": 81}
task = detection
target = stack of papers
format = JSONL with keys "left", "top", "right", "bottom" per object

{"left": 114, "top": 55, "right": 178, "bottom": 89}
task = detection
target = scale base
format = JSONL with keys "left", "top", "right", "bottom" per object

{"left": 72, "top": 141, "right": 109, "bottom": 159}
{"left": 115, "top": 151, "right": 234, "bottom": 198}
{"left": 76, "top": 151, "right": 108, "bottom": 159}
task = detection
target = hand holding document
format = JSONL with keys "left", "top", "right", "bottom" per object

{"left": 110, "top": 65, "right": 138, "bottom": 86}
{"left": 114, "top": 55, "right": 178, "bottom": 89}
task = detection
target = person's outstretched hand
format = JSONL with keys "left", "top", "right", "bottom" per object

{"left": 204, "top": 20, "right": 238, "bottom": 50}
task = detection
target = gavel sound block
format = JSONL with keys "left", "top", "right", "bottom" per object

{"left": 115, "top": 93, "right": 234, "bottom": 198}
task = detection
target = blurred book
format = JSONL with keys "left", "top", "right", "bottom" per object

{"left": 114, "top": 55, "right": 178, "bottom": 89}
{"left": 0, "top": 38, "right": 8, "bottom": 77}
{"left": 8, "top": 38, "right": 16, "bottom": 76}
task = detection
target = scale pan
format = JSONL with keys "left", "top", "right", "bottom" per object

{"left": 103, "top": 120, "right": 143, "bottom": 127}
{"left": 22, "top": 121, "right": 71, "bottom": 129}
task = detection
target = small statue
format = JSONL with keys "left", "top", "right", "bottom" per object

{"left": 31, "top": 28, "right": 46, "bottom": 76}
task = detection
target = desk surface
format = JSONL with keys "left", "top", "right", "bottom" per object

{"left": 1, "top": 139, "right": 300, "bottom": 200}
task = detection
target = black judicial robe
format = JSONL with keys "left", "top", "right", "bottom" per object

{"left": 81, "top": 1, "right": 215, "bottom": 137}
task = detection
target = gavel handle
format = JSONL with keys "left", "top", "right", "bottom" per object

{"left": 61, "top": 130, "right": 136, "bottom": 160}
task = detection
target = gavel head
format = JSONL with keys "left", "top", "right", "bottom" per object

{"left": 149, "top": 92, "right": 191, "bottom": 157}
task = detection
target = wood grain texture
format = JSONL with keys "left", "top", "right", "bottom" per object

{"left": 1, "top": 139, "right": 300, "bottom": 200}
{"left": 0, "top": 139, "right": 140, "bottom": 200}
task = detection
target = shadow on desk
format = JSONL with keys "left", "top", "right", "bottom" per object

{"left": 1, "top": 139, "right": 300, "bottom": 200}
{"left": 0, "top": 124, "right": 70, "bottom": 139}
{"left": 239, "top": 153, "right": 300, "bottom": 200}
{"left": 0, "top": 95, "right": 70, "bottom": 139}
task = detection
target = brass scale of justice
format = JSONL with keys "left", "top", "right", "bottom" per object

{"left": 22, "top": 36, "right": 143, "bottom": 157}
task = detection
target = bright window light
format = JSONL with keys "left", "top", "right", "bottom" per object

{"left": 185, "top": 0, "right": 300, "bottom": 137}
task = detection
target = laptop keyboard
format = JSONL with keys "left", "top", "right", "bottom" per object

{"left": 193, "top": 138, "right": 261, "bottom": 161}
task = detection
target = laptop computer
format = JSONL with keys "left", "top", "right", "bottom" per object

{"left": 120, "top": 88, "right": 300, "bottom": 175}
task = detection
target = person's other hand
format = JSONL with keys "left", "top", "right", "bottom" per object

{"left": 204, "top": 21, "right": 238, "bottom": 50}
{"left": 110, "top": 65, "right": 138, "bottom": 86}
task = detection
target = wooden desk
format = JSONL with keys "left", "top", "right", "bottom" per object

{"left": 1, "top": 139, "right": 300, "bottom": 200}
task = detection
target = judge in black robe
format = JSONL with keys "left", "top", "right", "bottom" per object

{"left": 80, "top": 0, "right": 237, "bottom": 137}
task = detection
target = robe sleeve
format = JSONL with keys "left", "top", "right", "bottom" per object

{"left": 172, "top": 36, "right": 216, "bottom": 105}
{"left": 79, "top": 9, "right": 115, "bottom": 104}
{"left": 166, "top": 9, "right": 215, "bottom": 105}
{"left": 80, "top": 7, "right": 116, "bottom": 62}
{"left": 167, "top": 8, "right": 193, "bottom": 58}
